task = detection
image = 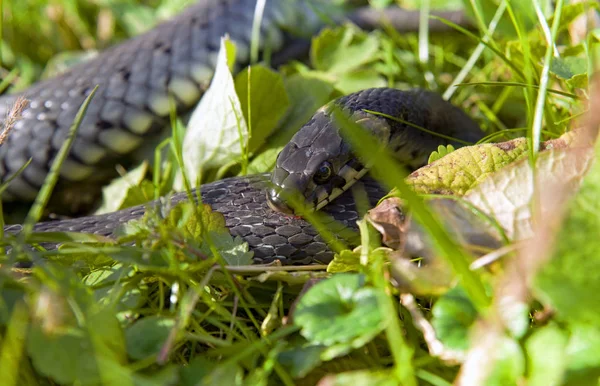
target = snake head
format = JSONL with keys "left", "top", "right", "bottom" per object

{"left": 267, "top": 108, "right": 375, "bottom": 215}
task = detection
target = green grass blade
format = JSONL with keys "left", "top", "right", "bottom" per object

{"left": 531, "top": 0, "right": 564, "bottom": 156}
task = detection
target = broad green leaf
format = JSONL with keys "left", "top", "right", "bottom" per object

{"left": 125, "top": 315, "right": 175, "bottom": 360}
{"left": 335, "top": 68, "right": 386, "bottom": 94}
{"left": 166, "top": 202, "right": 227, "bottom": 240}
{"left": 311, "top": 27, "right": 380, "bottom": 74}
{"left": 95, "top": 161, "right": 151, "bottom": 214}
{"left": 234, "top": 65, "right": 289, "bottom": 152}
{"left": 28, "top": 309, "right": 126, "bottom": 385}
{"left": 250, "top": 270, "right": 330, "bottom": 285}
{"left": 199, "top": 231, "right": 254, "bottom": 266}
{"left": 550, "top": 56, "right": 587, "bottom": 80}
{"left": 84, "top": 264, "right": 144, "bottom": 317}
{"left": 525, "top": 324, "right": 568, "bottom": 386}
{"left": 277, "top": 345, "right": 326, "bottom": 379}
{"left": 182, "top": 37, "right": 244, "bottom": 185}
{"left": 246, "top": 147, "right": 282, "bottom": 174}
{"left": 406, "top": 138, "right": 529, "bottom": 196}
{"left": 431, "top": 286, "right": 477, "bottom": 351}
{"left": 327, "top": 249, "right": 362, "bottom": 273}
{"left": 465, "top": 138, "right": 592, "bottom": 240}
{"left": 268, "top": 74, "right": 336, "bottom": 148}
{"left": 293, "top": 274, "right": 387, "bottom": 353}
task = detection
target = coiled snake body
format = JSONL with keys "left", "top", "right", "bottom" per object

{"left": 1, "top": 0, "right": 483, "bottom": 264}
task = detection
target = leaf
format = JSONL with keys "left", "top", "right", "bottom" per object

{"left": 335, "top": 68, "right": 386, "bottom": 94}
{"left": 125, "top": 315, "right": 175, "bottom": 360}
{"left": 95, "top": 161, "right": 151, "bottom": 214}
{"left": 166, "top": 202, "right": 227, "bottom": 240}
{"left": 550, "top": 56, "right": 587, "bottom": 80}
{"left": 277, "top": 345, "right": 326, "bottom": 379}
{"left": 267, "top": 74, "right": 335, "bottom": 148}
{"left": 182, "top": 37, "right": 246, "bottom": 185}
{"left": 84, "top": 264, "right": 144, "bottom": 317}
{"left": 28, "top": 309, "right": 126, "bottom": 385}
{"left": 431, "top": 286, "right": 477, "bottom": 352}
{"left": 246, "top": 146, "right": 282, "bottom": 174}
{"left": 199, "top": 231, "right": 254, "bottom": 266}
{"left": 310, "top": 26, "right": 380, "bottom": 74}
{"left": 406, "top": 138, "right": 530, "bottom": 196}
{"left": 234, "top": 65, "right": 289, "bottom": 152}
{"left": 466, "top": 146, "right": 593, "bottom": 240}
{"left": 327, "top": 249, "right": 362, "bottom": 273}
{"left": 293, "top": 274, "right": 387, "bottom": 357}
{"left": 525, "top": 324, "right": 568, "bottom": 386}
{"left": 428, "top": 144, "right": 456, "bottom": 164}
{"left": 251, "top": 270, "right": 330, "bottom": 285}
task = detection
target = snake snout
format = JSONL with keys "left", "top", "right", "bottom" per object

{"left": 267, "top": 172, "right": 310, "bottom": 215}
{"left": 266, "top": 188, "right": 294, "bottom": 215}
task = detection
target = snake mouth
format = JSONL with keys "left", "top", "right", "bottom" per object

{"left": 266, "top": 189, "right": 295, "bottom": 215}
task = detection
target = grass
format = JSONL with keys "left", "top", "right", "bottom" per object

{"left": 1, "top": 0, "right": 599, "bottom": 385}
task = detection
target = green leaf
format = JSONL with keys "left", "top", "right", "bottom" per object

{"left": 335, "top": 68, "right": 386, "bottom": 94}
{"left": 266, "top": 73, "right": 336, "bottom": 148}
{"left": 428, "top": 144, "right": 456, "bottom": 164}
{"left": 166, "top": 202, "right": 227, "bottom": 240}
{"left": 246, "top": 146, "right": 282, "bottom": 174}
{"left": 95, "top": 161, "right": 150, "bottom": 215}
{"left": 327, "top": 249, "right": 362, "bottom": 273}
{"left": 234, "top": 65, "right": 289, "bottom": 152}
{"left": 125, "top": 315, "right": 175, "bottom": 360}
{"left": 550, "top": 56, "right": 587, "bottom": 80}
{"left": 465, "top": 146, "right": 592, "bottom": 240}
{"left": 182, "top": 37, "right": 246, "bottom": 185}
{"left": 277, "top": 345, "right": 326, "bottom": 379}
{"left": 199, "top": 231, "right": 254, "bottom": 266}
{"left": 525, "top": 324, "right": 568, "bottom": 386}
{"left": 180, "top": 357, "right": 243, "bottom": 386}
{"left": 431, "top": 286, "right": 477, "bottom": 351}
{"left": 28, "top": 309, "right": 126, "bottom": 385}
{"left": 311, "top": 26, "right": 380, "bottom": 74}
{"left": 293, "top": 274, "right": 387, "bottom": 356}
{"left": 407, "top": 138, "right": 529, "bottom": 196}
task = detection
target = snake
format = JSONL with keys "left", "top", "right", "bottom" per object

{"left": 1, "top": 0, "right": 484, "bottom": 264}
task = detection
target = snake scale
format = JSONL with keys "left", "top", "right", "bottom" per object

{"left": 1, "top": 0, "right": 483, "bottom": 264}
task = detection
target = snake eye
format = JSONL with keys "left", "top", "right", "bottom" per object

{"left": 313, "top": 161, "right": 333, "bottom": 185}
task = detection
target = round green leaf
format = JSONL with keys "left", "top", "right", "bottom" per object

{"left": 125, "top": 315, "right": 175, "bottom": 360}
{"left": 293, "top": 274, "right": 386, "bottom": 347}
{"left": 431, "top": 286, "right": 478, "bottom": 351}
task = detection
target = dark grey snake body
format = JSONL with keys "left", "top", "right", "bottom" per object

{"left": 1, "top": 1, "right": 483, "bottom": 264}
